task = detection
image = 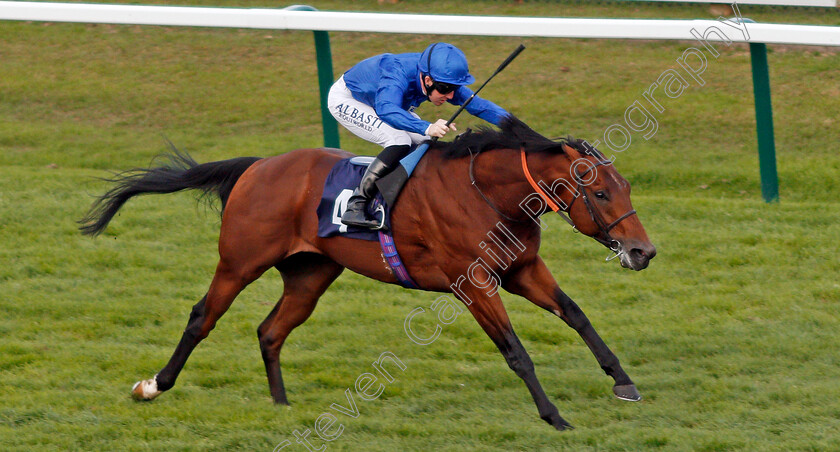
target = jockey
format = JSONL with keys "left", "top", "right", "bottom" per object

{"left": 328, "top": 42, "right": 509, "bottom": 229}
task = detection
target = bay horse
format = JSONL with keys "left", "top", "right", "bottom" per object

{"left": 80, "top": 116, "right": 655, "bottom": 430}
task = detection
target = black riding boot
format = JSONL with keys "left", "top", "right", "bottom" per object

{"left": 340, "top": 157, "right": 393, "bottom": 229}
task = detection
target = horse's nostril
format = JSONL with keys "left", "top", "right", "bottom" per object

{"left": 631, "top": 246, "right": 656, "bottom": 261}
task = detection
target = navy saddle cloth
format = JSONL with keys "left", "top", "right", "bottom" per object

{"left": 315, "top": 156, "right": 418, "bottom": 289}
{"left": 316, "top": 156, "right": 391, "bottom": 241}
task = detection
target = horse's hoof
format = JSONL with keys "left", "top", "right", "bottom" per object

{"left": 131, "top": 376, "right": 162, "bottom": 401}
{"left": 543, "top": 413, "right": 574, "bottom": 431}
{"left": 555, "top": 421, "right": 574, "bottom": 431}
{"left": 613, "top": 384, "right": 642, "bottom": 402}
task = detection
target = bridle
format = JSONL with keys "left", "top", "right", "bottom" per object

{"left": 555, "top": 155, "right": 637, "bottom": 257}
{"left": 468, "top": 146, "right": 637, "bottom": 260}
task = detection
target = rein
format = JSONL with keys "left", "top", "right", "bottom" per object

{"left": 468, "top": 146, "right": 637, "bottom": 259}
{"left": 468, "top": 146, "right": 523, "bottom": 223}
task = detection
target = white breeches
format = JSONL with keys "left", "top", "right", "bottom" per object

{"left": 327, "top": 75, "right": 428, "bottom": 148}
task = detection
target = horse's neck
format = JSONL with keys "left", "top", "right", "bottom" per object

{"left": 523, "top": 150, "right": 579, "bottom": 209}
{"left": 423, "top": 147, "right": 553, "bottom": 222}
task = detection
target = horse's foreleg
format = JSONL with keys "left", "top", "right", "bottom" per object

{"left": 455, "top": 285, "right": 572, "bottom": 430}
{"left": 257, "top": 254, "right": 344, "bottom": 404}
{"left": 502, "top": 257, "right": 640, "bottom": 402}
{"left": 132, "top": 260, "right": 263, "bottom": 401}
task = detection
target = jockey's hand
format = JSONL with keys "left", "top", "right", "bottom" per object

{"left": 425, "top": 119, "right": 456, "bottom": 138}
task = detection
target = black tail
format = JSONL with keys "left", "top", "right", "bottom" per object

{"left": 79, "top": 147, "right": 261, "bottom": 236}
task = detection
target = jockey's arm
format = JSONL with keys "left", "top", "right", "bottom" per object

{"left": 375, "top": 89, "right": 431, "bottom": 135}
{"left": 451, "top": 86, "right": 510, "bottom": 126}
{"left": 374, "top": 77, "right": 432, "bottom": 136}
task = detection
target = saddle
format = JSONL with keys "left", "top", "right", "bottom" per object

{"left": 316, "top": 156, "right": 389, "bottom": 241}
{"left": 317, "top": 138, "right": 432, "bottom": 239}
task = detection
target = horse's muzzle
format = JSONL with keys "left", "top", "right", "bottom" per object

{"left": 619, "top": 242, "right": 656, "bottom": 271}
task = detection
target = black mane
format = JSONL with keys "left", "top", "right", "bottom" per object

{"left": 436, "top": 115, "right": 594, "bottom": 159}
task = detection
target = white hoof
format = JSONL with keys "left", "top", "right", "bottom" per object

{"left": 131, "top": 375, "right": 162, "bottom": 401}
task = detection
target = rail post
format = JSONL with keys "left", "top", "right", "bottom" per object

{"left": 748, "top": 41, "right": 779, "bottom": 203}
{"left": 285, "top": 5, "right": 340, "bottom": 148}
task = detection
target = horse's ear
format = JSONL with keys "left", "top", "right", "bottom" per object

{"left": 561, "top": 143, "right": 583, "bottom": 161}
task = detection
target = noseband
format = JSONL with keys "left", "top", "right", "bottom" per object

{"left": 467, "top": 146, "right": 636, "bottom": 258}
{"left": 556, "top": 156, "right": 637, "bottom": 254}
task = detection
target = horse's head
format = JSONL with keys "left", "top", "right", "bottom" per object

{"left": 525, "top": 140, "right": 656, "bottom": 271}
{"left": 441, "top": 116, "right": 655, "bottom": 270}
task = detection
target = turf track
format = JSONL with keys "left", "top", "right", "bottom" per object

{"left": 1, "top": 1, "right": 838, "bottom": 450}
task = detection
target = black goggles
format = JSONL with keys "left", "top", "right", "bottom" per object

{"left": 430, "top": 80, "right": 458, "bottom": 95}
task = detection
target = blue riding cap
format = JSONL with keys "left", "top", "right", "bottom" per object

{"left": 417, "top": 43, "right": 476, "bottom": 85}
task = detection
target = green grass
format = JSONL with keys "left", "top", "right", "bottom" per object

{"left": 1, "top": 0, "right": 839, "bottom": 450}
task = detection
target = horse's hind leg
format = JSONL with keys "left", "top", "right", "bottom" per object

{"left": 131, "top": 258, "right": 269, "bottom": 400}
{"left": 257, "top": 253, "right": 344, "bottom": 404}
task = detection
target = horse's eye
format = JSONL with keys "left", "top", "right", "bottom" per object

{"left": 594, "top": 191, "right": 608, "bottom": 200}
